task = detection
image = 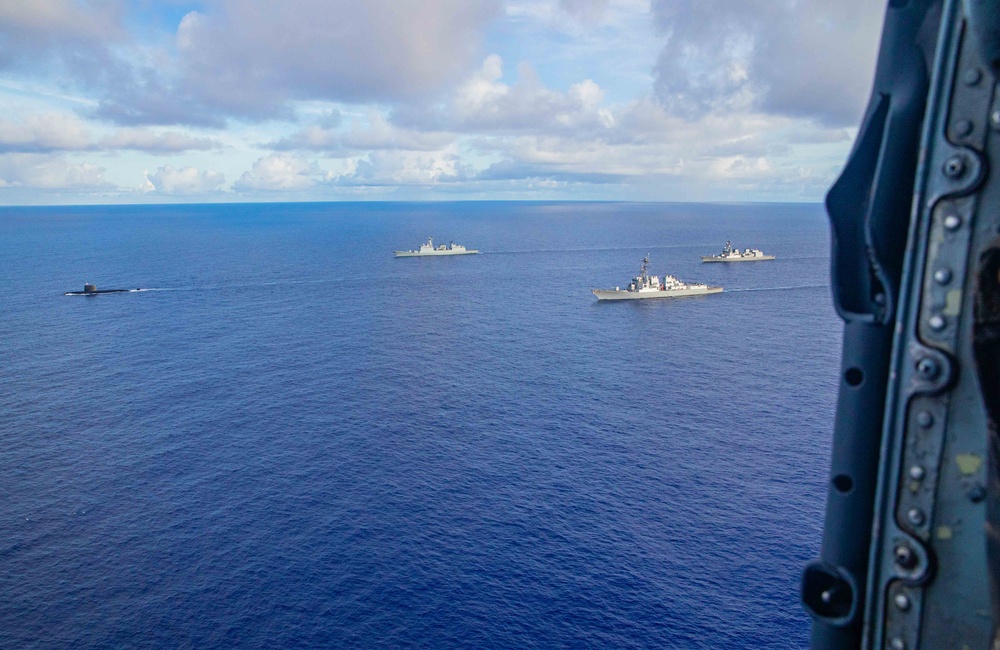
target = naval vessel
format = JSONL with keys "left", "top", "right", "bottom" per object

{"left": 701, "top": 241, "right": 774, "bottom": 262}
{"left": 65, "top": 283, "right": 143, "bottom": 296}
{"left": 394, "top": 237, "right": 478, "bottom": 257}
{"left": 593, "top": 257, "right": 723, "bottom": 301}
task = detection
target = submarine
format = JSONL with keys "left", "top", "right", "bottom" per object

{"left": 64, "top": 283, "right": 142, "bottom": 296}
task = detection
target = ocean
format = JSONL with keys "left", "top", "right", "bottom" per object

{"left": 1, "top": 201, "right": 840, "bottom": 648}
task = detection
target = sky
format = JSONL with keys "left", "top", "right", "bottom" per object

{"left": 0, "top": 0, "right": 886, "bottom": 205}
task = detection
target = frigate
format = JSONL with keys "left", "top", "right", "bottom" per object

{"left": 593, "top": 257, "right": 723, "bottom": 301}
{"left": 394, "top": 237, "right": 478, "bottom": 257}
{"left": 701, "top": 240, "right": 774, "bottom": 262}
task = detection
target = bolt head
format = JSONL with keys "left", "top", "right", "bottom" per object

{"left": 943, "top": 214, "right": 962, "bottom": 230}
{"left": 916, "top": 357, "right": 940, "bottom": 380}
{"left": 955, "top": 119, "right": 973, "bottom": 136}
{"left": 894, "top": 544, "right": 917, "bottom": 569}
{"left": 968, "top": 485, "right": 986, "bottom": 503}
{"left": 943, "top": 155, "right": 967, "bottom": 179}
{"left": 894, "top": 593, "right": 912, "bottom": 611}
{"left": 907, "top": 508, "right": 926, "bottom": 526}
{"left": 908, "top": 465, "right": 926, "bottom": 480}
{"left": 963, "top": 68, "right": 983, "bottom": 85}
{"left": 933, "top": 268, "right": 952, "bottom": 284}
{"left": 928, "top": 315, "right": 946, "bottom": 331}
{"left": 916, "top": 411, "right": 934, "bottom": 428}
{"left": 890, "top": 637, "right": 907, "bottom": 650}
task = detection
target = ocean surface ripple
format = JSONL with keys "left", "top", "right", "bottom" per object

{"left": 1, "top": 202, "right": 840, "bottom": 649}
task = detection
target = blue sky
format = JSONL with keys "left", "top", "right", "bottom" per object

{"left": 0, "top": 0, "right": 884, "bottom": 204}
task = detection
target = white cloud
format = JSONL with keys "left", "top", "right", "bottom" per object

{"left": 170, "top": 0, "right": 503, "bottom": 121}
{"left": 0, "top": 0, "right": 879, "bottom": 202}
{"left": 0, "top": 113, "right": 222, "bottom": 153}
{"left": 650, "top": 0, "right": 884, "bottom": 126}
{"left": 143, "top": 166, "right": 225, "bottom": 194}
{"left": 0, "top": 153, "right": 112, "bottom": 190}
{"left": 0, "top": 1, "right": 503, "bottom": 126}
{"left": 101, "top": 129, "right": 220, "bottom": 153}
{"left": 234, "top": 154, "right": 322, "bottom": 191}
{"left": 0, "top": 1, "right": 126, "bottom": 54}
{"left": 333, "top": 150, "right": 471, "bottom": 186}
{"left": 272, "top": 112, "right": 454, "bottom": 154}
{"left": 396, "top": 55, "right": 614, "bottom": 134}
{"left": 341, "top": 114, "right": 455, "bottom": 153}
{"left": 0, "top": 112, "right": 92, "bottom": 153}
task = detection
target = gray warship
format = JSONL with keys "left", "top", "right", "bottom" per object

{"left": 593, "top": 256, "right": 723, "bottom": 301}
{"left": 701, "top": 240, "right": 774, "bottom": 262}
{"left": 394, "top": 237, "right": 478, "bottom": 257}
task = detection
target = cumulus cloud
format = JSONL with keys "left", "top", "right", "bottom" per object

{"left": 332, "top": 151, "right": 472, "bottom": 186}
{"left": 0, "top": 1, "right": 501, "bottom": 126}
{"left": 100, "top": 129, "right": 220, "bottom": 153}
{"left": 143, "top": 166, "right": 225, "bottom": 194}
{"left": 0, "top": 153, "right": 112, "bottom": 190}
{"left": 395, "top": 55, "right": 614, "bottom": 134}
{"left": 272, "top": 113, "right": 454, "bottom": 153}
{"left": 0, "top": 3, "right": 209, "bottom": 126}
{"left": 0, "top": 113, "right": 91, "bottom": 153}
{"left": 172, "top": 0, "right": 502, "bottom": 121}
{"left": 478, "top": 159, "right": 622, "bottom": 184}
{"left": 651, "top": 0, "right": 884, "bottom": 126}
{"left": 0, "top": 113, "right": 222, "bottom": 153}
{"left": 437, "top": 90, "right": 846, "bottom": 198}
{"left": 0, "top": 0, "right": 877, "bottom": 202}
{"left": 0, "top": 1, "right": 126, "bottom": 67}
{"left": 234, "top": 154, "right": 323, "bottom": 191}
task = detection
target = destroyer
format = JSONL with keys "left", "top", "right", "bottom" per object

{"left": 394, "top": 237, "right": 478, "bottom": 257}
{"left": 593, "top": 257, "right": 723, "bottom": 301}
{"left": 701, "top": 240, "right": 774, "bottom": 262}
{"left": 64, "top": 283, "right": 142, "bottom": 296}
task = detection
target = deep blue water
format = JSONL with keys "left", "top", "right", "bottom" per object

{"left": 1, "top": 202, "right": 840, "bottom": 649}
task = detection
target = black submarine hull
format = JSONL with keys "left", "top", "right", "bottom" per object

{"left": 64, "top": 288, "right": 143, "bottom": 296}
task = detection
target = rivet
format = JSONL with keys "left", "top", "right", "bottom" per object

{"left": 943, "top": 155, "right": 967, "bottom": 178}
{"left": 928, "top": 315, "right": 946, "bottom": 331}
{"left": 969, "top": 485, "right": 987, "bottom": 503}
{"left": 907, "top": 508, "right": 926, "bottom": 526}
{"left": 955, "top": 119, "right": 973, "bottom": 136}
{"left": 943, "top": 214, "right": 962, "bottom": 230}
{"left": 963, "top": 68, "right": 983, "bottom": 85}
{"left": 916, "top": 357, "right": 940, "bottom": 380}
{"left": 933, "top": 268, "right": 952, "bottom": 284}
{"left": 894, "top": 593, "right": 912, "bottom": 611}
{"left": 894, "top": 544, "right": 917, "bottom": 569}
{"left": 916, "top": 411, "right": 934, "bottom": 428}
{"left": 890, "top": 637, "right": 907, "bottom": 650}
{"left": 992, "top": 110, "right": 1000, "bottom": 129}
{"left": 874, "top": 292, "right": 886, "bottom": 305}
{"left": 909, "top": 465, "right": 926, "bottom": 480}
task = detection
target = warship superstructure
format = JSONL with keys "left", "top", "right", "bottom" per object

{"left": 701, "top": 241, "right": 774, "bottom": 262}
{"left": 394, "top": 237, "right": 478, "bottom": 257}
{"left": 593, "top": 257, "right": 723, "bottom": 301}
